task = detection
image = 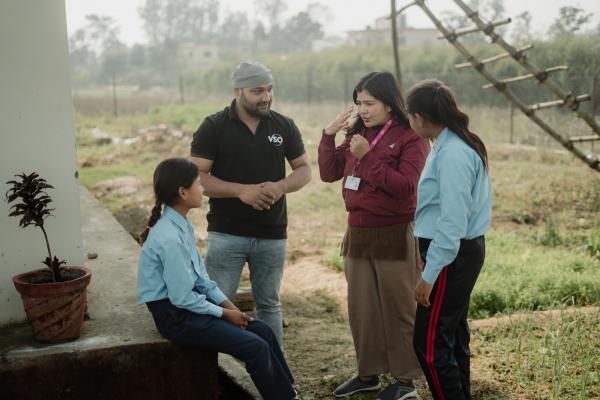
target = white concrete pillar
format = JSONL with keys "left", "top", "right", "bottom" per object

{"left": 0, "top": 0, "right": 83, "bottom": 324}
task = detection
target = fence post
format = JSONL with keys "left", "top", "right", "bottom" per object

{"left": 179, "top": 75, "right": 185, "bottom": 104}
{"left": 509, "top": 102, "right": 515, "bottom": 144}
{"left": 112, "top": 71, "right": 118, "bottom": 117}
{"left": 343, "top": 71, "right": 349, "bottom": 106}
{"left": 592, "top": 73, "right": 598, "bottom": 118}
{"left": 307, "top": 70, "right": 312, "bottom": 105}
{"left": 390, "top": 0, "right": 403, "bottom": 90}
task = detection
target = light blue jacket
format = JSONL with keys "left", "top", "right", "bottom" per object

{"left": 414, "top": 128, "right": 492, "bottom": 284}
{"left": 137, "top": 206, "right": 227, "bottom": 317}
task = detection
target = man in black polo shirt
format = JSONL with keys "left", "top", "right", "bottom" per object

{"left": 190, "top": 61, "right": 311, "bottom": 346}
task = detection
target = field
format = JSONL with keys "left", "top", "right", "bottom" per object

{"left": 74, "top": 96, "right": 600, "bottom": 399}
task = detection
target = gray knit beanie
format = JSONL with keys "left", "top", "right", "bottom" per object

{"left": 232, "top": 61, "right": 274, "bottom": 89}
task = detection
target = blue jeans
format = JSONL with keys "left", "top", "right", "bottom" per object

{"left": 146, "top": 299, "right": 295, "bottom": 400}
{"left": 205, "top": 231, "right": 287, "bottom": 346}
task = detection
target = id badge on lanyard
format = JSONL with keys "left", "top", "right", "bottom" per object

{"left": 344, "top": 175, "right": 361, "bottom": 191}
{"left": 344, "top": 118, "right": 395, "bottom": 191}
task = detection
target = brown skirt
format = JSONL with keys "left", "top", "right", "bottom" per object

{"left": 342, "top": 223, "right": 409, "bottom": 260}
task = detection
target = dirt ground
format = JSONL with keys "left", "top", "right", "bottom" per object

{"left": 278, "top": 251, "right": 508, "bottom": 399}
{"left": 89, "top": 165, "right": 595, "bottom": 400}
{"left": 81, "top": 115, "right": 599, "bottom": 399}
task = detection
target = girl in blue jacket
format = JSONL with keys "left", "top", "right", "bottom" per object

{"left": 407, "top": 80, "right": 492, "bottom": 400}
{"left": 137, "top": 157, "right": 297, "bottom": 400}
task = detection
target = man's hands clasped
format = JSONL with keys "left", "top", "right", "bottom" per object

{"left": 238, "top": 181, "right": 286, "bottom": 210}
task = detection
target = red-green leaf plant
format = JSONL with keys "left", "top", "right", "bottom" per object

{"left": 5, "top": 172, "right": 65, "bottom": 283}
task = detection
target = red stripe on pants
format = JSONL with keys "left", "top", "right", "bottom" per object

{"left": 426, "top": 267, "right": 448, "bottom": 400}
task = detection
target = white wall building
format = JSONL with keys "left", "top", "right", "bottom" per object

{"left": 347, "top": 14, "right": 440, "bottom": 48}
{"left": 176, "top": 42, "right": 220, "bottom": 68}
{"left": 0, "top": 0, "right": 84, "bottom": 325}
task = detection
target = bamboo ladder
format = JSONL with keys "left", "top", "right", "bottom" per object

{"left": 394, "top": 0, "right": 600, "bottom": 173}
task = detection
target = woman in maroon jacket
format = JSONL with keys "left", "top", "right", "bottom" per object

{"left": 319, "top": 72, "right": 429, "bottom": 400}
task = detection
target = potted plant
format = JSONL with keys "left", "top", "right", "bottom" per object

{"left": 5, "top": 172, "right": 91, "bottom": 343}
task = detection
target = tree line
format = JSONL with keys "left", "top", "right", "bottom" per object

{"left": 184, "top": 35, "right": 600, "bottom": 109}
{"left": 68, "top": 0, "right": 600, "bottom": 108}
{"left": 69, "top": 0, "right": 327, "bottom": 88}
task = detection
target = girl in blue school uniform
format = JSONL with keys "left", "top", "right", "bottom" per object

{"left": 406, "top": 80, "right": 492, "bottom": 400}
{"left": 137, "top": 157, "right": 297, "bottom": 400}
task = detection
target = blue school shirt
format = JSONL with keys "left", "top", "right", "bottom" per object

{"left": 414, "top": 128, "right": 492, "bottom": 284}
{"left": 137, "top": 206, "right": 227, "bottom": 317}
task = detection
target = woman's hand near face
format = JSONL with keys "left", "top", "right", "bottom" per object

{"left": 349, "top": 135, "right": 370, "bottom": 159}
{"left": 324, "top": 106, "right": 355, "bottom": 136}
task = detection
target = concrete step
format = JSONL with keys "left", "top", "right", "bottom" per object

{"left": 0, "top": 187, "right": 254, "bottom": 399}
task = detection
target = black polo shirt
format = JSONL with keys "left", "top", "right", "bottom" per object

{"left": 191, "top": 100, "right": 305, "bottom": 239}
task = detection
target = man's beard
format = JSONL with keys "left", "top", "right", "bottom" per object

{"left": 240, "top": 93, "right": 272, "bottom": 118}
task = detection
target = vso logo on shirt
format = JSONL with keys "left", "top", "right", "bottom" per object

{"left": 268, "top": 133, "right": 284, "bottom": 147}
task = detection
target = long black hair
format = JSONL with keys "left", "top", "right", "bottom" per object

{"left": 406, "top": 79, "right": 489, "bottom": 170}
{"left": 139, "top": 157, "right": 199, "bottom": 244}
{"left": 351, "top": 71, "right": 410, "bottom": 133}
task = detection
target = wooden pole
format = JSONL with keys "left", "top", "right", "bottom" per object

{"left": 412, "top": 0, "right": 599, "bottom": 171}
{"left": 343, "top": 71, "right": 349, "bottom": 106}
{"left": 510, "top": 103, "right": 515, "bottom": 144}
{"left": 452, "top": 0, "right": 600, "bottom": 137}
{"left": 391, "top": 0, "right": 403, "bottom": 90}
{"left": 179, "top": 75, "right": 185, "bottom": 104}
{"left": 592, "top": 74, "right": 598, "bottom": 118}
{"left": 307, "top": 70, "right": 312, "bottom": 105}
{"left": 112, "top": 71, "right": 118, "bottom": 117}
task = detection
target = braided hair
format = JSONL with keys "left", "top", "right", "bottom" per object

{"left": 138, "top": 158, "right": 199, "bottom": 244}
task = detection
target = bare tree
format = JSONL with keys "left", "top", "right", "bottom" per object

{"left": 305, "top": 2, "right": 332, "bottom": 27}
{"left": 481, "top": 0, "right": 507, "bottom": 35}
{"left": 548, "top": 6, "right": 594, "bottom": 38}
{"left": 511, "top": 11, "right": 532, "bottom": 44}
{"left": 84, "top": 14, "right": 121, "bottom": 54}
{"left": 253, "top": 0, "right": 288, "bottom": 30}
{"left": 220, "top": 12, "right": 252, "bottom": 49}
{"left": 138, "top": 0, "right": 220, "bottom": 45}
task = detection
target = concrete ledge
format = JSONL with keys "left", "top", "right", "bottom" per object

{"left": 219, "top": 354, "right": 261, "bottom": 399}
{"left": 1, "top": 342, "right": 218, "bottom": 400}
{"left": 0, "top": 187, "right": 220, "bottom": 399}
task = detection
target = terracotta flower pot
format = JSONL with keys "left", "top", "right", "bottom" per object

{"left": 12, "top": 266, "right": 92, "bottom": 343}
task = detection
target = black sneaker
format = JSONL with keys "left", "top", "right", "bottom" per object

{"left": 376, "top": 378, "right": 417, "bottom": 400}
{"left": 333, "top": 376, "right": 381, "bottom": 397}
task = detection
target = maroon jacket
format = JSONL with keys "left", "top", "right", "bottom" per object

{"left": 318, "top": 121, "right": 429, "bottom": 227}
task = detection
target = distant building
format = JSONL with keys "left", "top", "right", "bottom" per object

{"left": 313, "top": 34, "right": 347, "bottom": 51}
{"left": 346, "top": 14, "right": 440, "bottom": 48}
{"left": 176, "top": 43, "right": 220, "bottom": 67}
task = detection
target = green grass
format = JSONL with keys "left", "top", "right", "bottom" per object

{"left": 146, "top": 103, "right": 220, "bottom": 131}
{"left": 474, "top": 309, "right": 600, "bottom": 399}
{"left": 74, "top": 102, "right": 600, "bottom": 322}
{"left": 286, "top": 182, "right": 344, "bottom": 213}
{"left": 317, "top": 226, "right": 600, "bottom": 319}
{"left": 78, "top": 159, "right": 155, "bottom": 188}
{"left": 471, "top": 229, "right": 600, "bottom": 318}
{"left": 586, "top": 230, "right": 600, "bottom": 259}
{"left": 323, "top": 246, "right": 344, "bottom": 272}
{"left": 75, "top": 113, "right": 156, "bottom": 138}
{"left": 74, "top": 101, "right": 220, "bottom": 138}
{"left": 74, "top": 99, "right": 600, "bottom": 399}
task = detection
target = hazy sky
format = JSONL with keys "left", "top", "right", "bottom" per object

{"left": 65, "top": 0, "right": 600, "bottom": 45}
